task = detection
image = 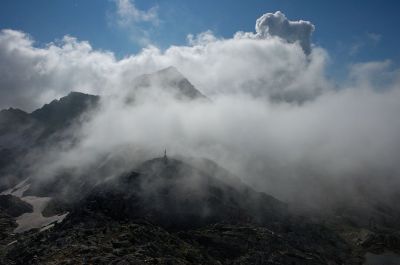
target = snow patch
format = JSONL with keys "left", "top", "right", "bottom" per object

{"left": 7, "top": 240, "right": 18, "bottom": 246}
{"left": 2, "top": 178, "right": 69, "bottom": 233}
{"left": 14, "top": 196, "right": 68, "bottom": 233}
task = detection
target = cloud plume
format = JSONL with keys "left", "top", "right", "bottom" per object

{"left": 255, "top": 11, "right": 315, "bottom": 54}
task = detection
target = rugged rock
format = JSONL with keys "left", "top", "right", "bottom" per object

{"left": 0, "top": 195, "right": 33, "bottom": 217}
{"left": 72, "top": 157, "right": 286, "bottom": 230}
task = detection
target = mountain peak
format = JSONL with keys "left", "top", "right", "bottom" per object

{"left": 158, "top": 65, "right": 180, "bottom": 74}
{"left": 31, "top": 91, "right": 99, "bottom": 128}
{"left": 133, "top": 67, "right": 207, "bottom": 100}
{"left": 155, "top": 66, "right": 185, "bottom": 79}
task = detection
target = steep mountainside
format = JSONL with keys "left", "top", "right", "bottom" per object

{"left": 31, "top": 92, "right": 99, "bottom": 132}
{"left": 0, "top": 156, "right": 357, "bottom": 264}
{"left": 71, "top": 157, "right": 286, "bottom": 229}
{"left": 0, "top": 92, "right": 100, "bottom": 190}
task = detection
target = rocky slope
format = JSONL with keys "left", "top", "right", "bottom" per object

{"left": 0, "top": 195, "right": 33, "bottom": 217}
{"left": 0, "top": 156, "right": 357, "bottom": 264}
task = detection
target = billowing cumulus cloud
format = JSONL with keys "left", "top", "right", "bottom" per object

{"left": 255, "top": 11, "right": 315, "bottom": 54}
{"left": 0, "top": 14, "right": 326, "bottom": 111}
{"left": 1, "top": 11, "right": 400, "bottom": 210}
{"left": 0, "top": 30, "right": 116, "bottom": 111}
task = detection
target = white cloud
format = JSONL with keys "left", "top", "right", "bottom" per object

{"left": 0, "top": 30, "right": 117, "bottom": 111}
{"left": 255, "top": 11, "right": 315, "bottom": 54}
{"left": 187, "top": 30, "right": 218, "bottom": 46}
{"left": 0, "top": 15, "right": 327, "bottom": 111}
{"left": 115, "top": 0, "right": 159, "bottom": 26}
{"left": 112, "top": 0, "right": 159, "bottom": 45}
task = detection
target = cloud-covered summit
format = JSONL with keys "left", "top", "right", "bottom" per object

{"left": 255, "top": 11, "right": 315, "bottom": 54}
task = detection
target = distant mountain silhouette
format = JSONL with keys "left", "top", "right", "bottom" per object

{"left": 133, "top": 66, "right": 207, "bottom": 100}
{"left": 0, "top": 91, "right": 99, "bottom": 144}
{"left": 31, "top": 92, "right": 99, "bottom": 130}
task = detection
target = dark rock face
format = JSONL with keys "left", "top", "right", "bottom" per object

{"left": 179, "top": 223, "right": 353, "bottom": 265}
{"left": 75, "top": 157, "right": 286, "bottom": 230}
{"left": 0, "top": 92, "right": 100, "bottom": 193}
{"left": 0, "top": 108, "right": 32, "bottom": 129}
{"left": 0, "top": 215, "right": 355, "bottom": 265}
{"left": 3, "top": 154, "right": 397, "bottom": 264}
{"left": 0, "top": 108, "right": 41, "bottom": 150}
{"left": 31, "top": 91, "right": 99, "bottom": 132}
{"left": 0, "top": 195, "right": 33, "bottom": 217}
{"left": 0, "top": 92, "right": 98, "bottom": 148}
{"left": 1, "top": 217, "right": 215, "bottom": 265}
{"left": 1, "top": 155, "right": 396, "bottom": 264}
{"left": 0, "top": 211, "right": 17, "bottom": 242}
{"left": 0, "top": 156, "right": 360, "bottom": 264}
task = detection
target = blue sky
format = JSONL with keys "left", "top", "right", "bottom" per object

{"left": 0, "top": 0, "right": 399, "bottom": 71}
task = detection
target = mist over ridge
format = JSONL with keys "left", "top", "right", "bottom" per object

{"left": 0, "top": 11, "right": 399, "bottom": 211}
